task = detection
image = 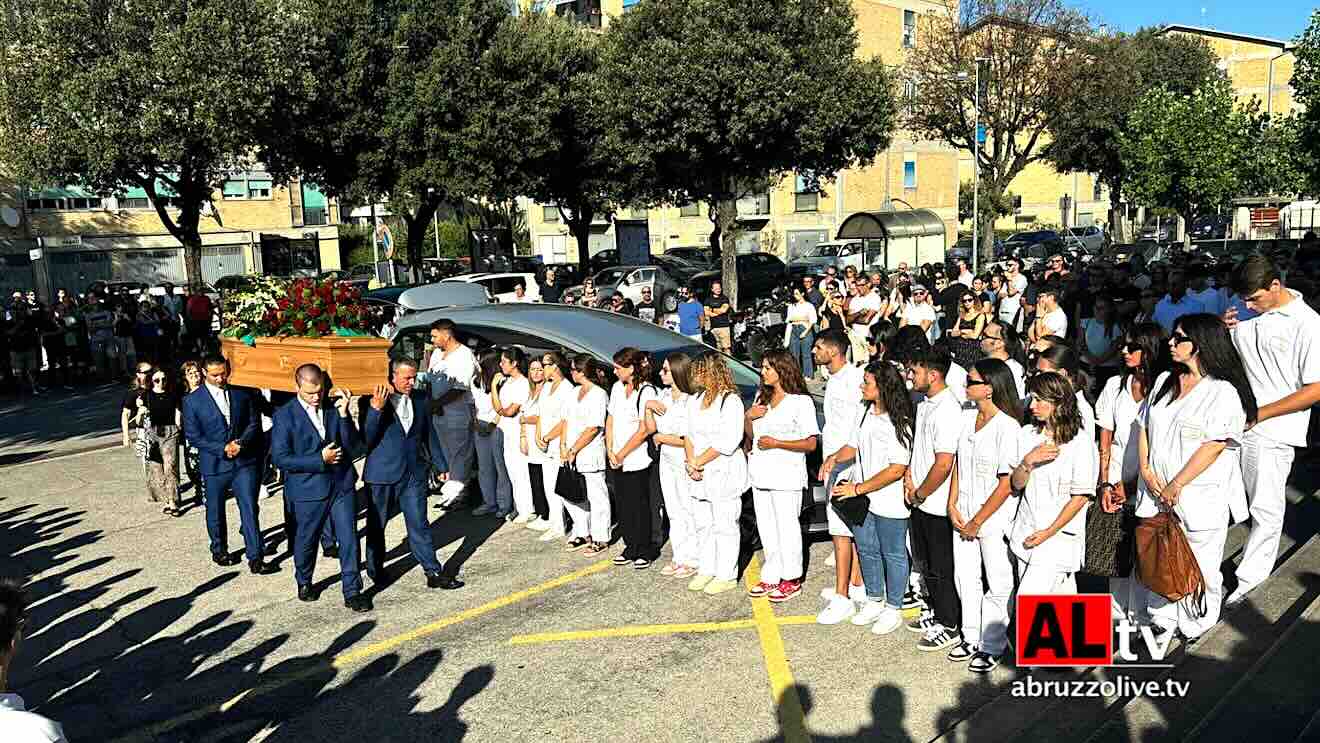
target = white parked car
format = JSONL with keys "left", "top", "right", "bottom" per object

{"left": 1063, "top": 225, "right": 1106, "bottom": 256}
{"left": 442, "top": 272, "right": 541, "bottom": 303}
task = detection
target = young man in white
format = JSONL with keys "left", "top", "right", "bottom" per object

{"left": 847, "top": 278, "right": 882, "bottom": 362}
{"left": 1029, "top": 284, "right": 1068, "bottom": 343}
{"left": 1226, "top": 256, "right": 1320, "bottom": 606}
{"left": 995, "top": 275, "right": 1025, "bottom": 333}
{"left": 0, "top": 579, "right": 68, "bottom": 742}
{"left": 903, "top": 348, "right": 963, "bottom": 652}
{"left": 902, "top": 285, "right": 940, "bottom": 346}
{"left": 1152, "top": 268, "right": 1205, "bottom": 332}
{"left": 426, "top": 319, "right": 477, "bottom": 508}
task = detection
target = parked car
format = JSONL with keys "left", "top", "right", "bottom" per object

{"left": 651, "top": 254, "right": 704, "bottom": 283}
{"left": 319, "top": 263, "right": 377, "bottom": 290}
{"left": 388, "top": 303, "right": 831, "bottom": 537}
{"left": 87, "top": 280, "right": 149, "bottom": 297}
{"left": 1189, "top": 214, "right": 1231, "bottom": 242}
{"left": 1062, "top": 225, "right": 1106, "bottom": 255}
{"left": 1138, "top": 217, "right": 1179, "bottom": 243}
{"left": 786, "top": 240, "right": 865, "bottom": 279}
{"left": 586, "top": 249, "right": 619, "bottom": 274}
{"left": 689, "top": 252, "right": 787, "bottom": 302}
{"left": 1002, "top": 230, "right": 1065, "bottom": 269}
{"left": 442, "top": 272, "right": 541, "bottom": 303}
{"left": 663, "top": 246, "right": 714, "bottom": 267}
{"left": 560, "top": 265, "right": 683, "bottom": 313}
{"left": 946, "top": 237, "right": 1006, "bottom": 266}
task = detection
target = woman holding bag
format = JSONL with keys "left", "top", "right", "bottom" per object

{"left": 1135, "top": 313, "right": 1256, "bottom": 641}
{"left": 685, "top": 352, "right": 749, "bottom": 595}
{"left": 647, "top": 353, "right": 698, "bottom": 579}
{"left": 534, "top": 352, "right": 577, "bottom": 543}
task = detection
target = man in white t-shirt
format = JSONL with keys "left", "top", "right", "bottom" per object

{"left": 1, "top": 579, "right": 68, "bottom": 743}
{"left": 955, "top": 259, "right": 974, "bottom": 287}
{"left": 902, "top": 284, "right": 940, "bottom": 345}
{"left": 426, "top": 319, "right": 477, "bottom": 506}
{"left": 1226, "top": 257, "right": 1320, "bottom": 606}
{"left": 1003, "top": 258, "right": 1029, "bottom": 294}
{"left": 1028, "top": 284, "right": 1068, "bottom": 344}
{"left": 995, "top": 275, "right": 1025, "bottom": 333}
{"left": 903, "top": 347, "right": 963, "bottom": 652}
{"left": 847, "top": 279, "right": 883, "bottom": 362}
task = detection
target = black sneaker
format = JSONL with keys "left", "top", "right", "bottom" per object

{"left": 906, "top": 609, "right": 937, "bottom": 634}
{"left": 946, "top": 640, "right": 975, "bottom": 662}
{"left": 901, "top": 588, "right": 926, "bottom": 610}
{"left": 917, "top": 626, "right": 961, "bottom": 652}
{"left": 968, "top": 651, "right": 1000, "bottom": 673}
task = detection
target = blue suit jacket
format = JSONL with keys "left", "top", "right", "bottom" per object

{"left": 181, "top": 386, "right": 262, "bottom": 476}
{"left": 270, "top": 398, "right": 360, "bottom": 502}
{"left": 361, "top": 389, "right": 431, "bottom": 486}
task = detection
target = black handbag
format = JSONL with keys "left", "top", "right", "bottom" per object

{"left": 829, "top": 409, "right": 872, "bottom": 528}
{"left": 555, "top": 461, "right": 589, "bottom": 504}
{"left": 1084, "top": 498, "right": 1135, "bottom": 577}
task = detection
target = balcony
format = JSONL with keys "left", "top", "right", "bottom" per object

{"left": 737, "top": 192, "right": 771, "bottom": 221}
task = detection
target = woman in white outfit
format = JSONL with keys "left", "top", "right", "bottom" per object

{"left": 1095, "top": 322, "right": 1169, "bottom": 623}
{"left": 562, "top": 355, "right": 612, "bottom": 556}
{"left": 1035, "top": 344, "right": 1095, "bottom": 440}
{"left": 607, "top": 347, "right": 662, "bottom": 568}
{"left": 980, "top": 321, "right": 1028, "bottom": 400}
{"left": 685, "top": 352, "right": 749, "bottom": 595}
{"left": 947, "top": 359, "right": 1023, "bottom": 673}
{"left": 646, "top": 352, "right": 698, "bottom": 579}
{"left": 1135, "top": 313, "right": 1256, "bottom": 641}
{"left": 519, "top": 358, "right": 552, "bottom": 533}
{"left": 1008, "top": 371, "right": 1097, "bottom": 596}
{"left": 471, "top": 351, "right": 512, "bottom": 518}
{"left": 492, "top": 347, "right": 533, "bottom": 523}
{"left": 746, "top": 349, "right": 820, "bottom": 603}
{"left": 534, "top": 352, "right": 577, "bottom": 543}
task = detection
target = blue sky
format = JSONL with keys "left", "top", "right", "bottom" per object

{"left": 1078, "top": 0, "right": 1315, "bottom": 43}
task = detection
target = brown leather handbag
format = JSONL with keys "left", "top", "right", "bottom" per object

{"left": 1133, "top": 510, "right": 1207, "bottom": 617}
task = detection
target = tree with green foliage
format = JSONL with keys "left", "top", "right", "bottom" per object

{"left": 1239, "top": 110, "right": 1311, "bottom": 199}
{"left": 1118, "top": 78, "right": 1248, "bottom": 248}
{"left": 0, "top": 0, "right": 320, "bottom": 288}
{"left": 1287, "top": 10, "right": 1320, "bottom": 196}
{"left": 261, "top": 0, "right": 525, "bottom": 274}
{"left": 958, "top": 180, "right": 1015, "bottom": 232}
{"left": 1043, "top": 29, "right": 1220, "bottom": 242}
{"left": 592, "top": 0, "right": 896, "bottom": 307}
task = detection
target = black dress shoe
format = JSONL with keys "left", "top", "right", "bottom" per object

{"left": 322, "top": 544, "right": 339, "bottom": 559}
{"left": 426, "top": 572, "right": 464, "bottom": 590}
{"left": 298, "top": 584, "right": 318, "bottom": 602}
{"left": 212, "top": 552, "right": 239, "bottom": 567}
{"left": 344, "top": 594, "right": 372, "bottom": 613}
{"left": 248, "top": 559, "right": 278, "bottom": 575}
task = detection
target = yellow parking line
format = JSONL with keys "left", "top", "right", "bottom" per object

{"left": 775, "top": 614, "right": 820, "bottom": 626}
{"left": 746, "top": 558, "right": 812, "bottom": 743}
{"left": 108, "top": 559, "right": 612, "bottom": 743}
{"left": 509, "top": 618, "right": 759, "bottom": 645}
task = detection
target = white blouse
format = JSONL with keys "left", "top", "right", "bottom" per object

{"left": 607, "top": 381, "right": 660, "bottom": 473}
{"left": 749, "top": 393, "right": 820, "bottom": 492}
{"left": 495, "top": 376, "right": 530, "bottom": 436}
{"left": 1009, "top": 425, "right": 1097, "bottom": 571}
{"left": 954, "top": 409, "right": 1021, "bottom": 536}
{"left": 785, "top": 300, "right": 818, "bottom": 328}
{"left": 846, "top": 409, "right": 912, "bottom": 519}
{"left": 1095, "top": 375, "right": 1143, "bottom": 485}
{"left": 521, "top": 390, "right": 548, "bottom": 464}
{"left": 653, "top": 388, "right": 692, "bottom": 467}
{"left": 537, "top": 379, "right": 577, "bottom": 463}
{"left": 1135, "top": 372, "right": 1246, "bottom": 531}
{"left": 686, "top": 392, "right": 749, "bottom": 501}
{"left": 473, "top": 388, "right": 497, "bottom": 425}
{"left": 566, "top": 384, "right": 609, "bottom": 473}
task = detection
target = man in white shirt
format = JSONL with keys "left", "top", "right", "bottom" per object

{"left": 1028, "top": 284, "right": 1068, "bottom": 344}
{"left": 995, "top": 275, "right": 1025, "bottom": 333}
{"left": 955, "top": 258, "right": 973, "bottom": 287}
{"left": 902, "top": 284, "right": 940, "bottom": 345}
{"left": 426, "top": 319, "right": 477, "bottom": 507}
{"left": 1187, "top": 263, "right": 1227, "bottom": 317}
{"left": 903, "top": 347, "right": 963, "bottom": 652}
{"left": 1003, "top": 258, "right": 1029, "bottom": 294}
{"left": 1226, "top": 256, "right": 1320, "bottom": 606}
{"left": 1, "top": 579, "right": 69, "bottom": 742}
{"left": 1152, "top": 268, "right": 1205, "bottom": 332}
{"left": 508, "top": 283, "right": 534, "bottom": 303}
{"left": 847, "top": 279, "right": 882, "bottom": 362}
{"left": 813, "top": 330, "right": 868, "bottom": 625}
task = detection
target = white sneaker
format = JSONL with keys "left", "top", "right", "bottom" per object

{"left": 848, "top": 584, "right": 867, "bottom": 603}
{"left": 514, "top": 512, "right": 536, "bottom": 525}
{"left": 1225, "top": 584, "right": 1256, "bottom": 609}
{"left": 825, "top": 552, "right": 836, "bottom": 568}
{"left": 851, "top": 600, "right": 887, "bottom": 626}
{"left": 527, "top": 517, "right": 551, "bottom": 531}
{"left": 816, "top": 595, "right": 857, "bottom": 625}
{"left": 871, "top": 606, "right": 903, "bottom": 635}
{"left": 538, "top": 529, "right": 565, "bottom": 542}
{"left": 820, "top": 587, "right": 838, "bottom": 601}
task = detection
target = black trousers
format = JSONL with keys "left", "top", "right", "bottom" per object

{"left": 910, "top": 509, "right": 960, "bottom": 633}
{"left": 528, "top": 463, "right": 549, "bottom": 520}
{"left": 614, "top": 468, "right": 661, "bottom": 561}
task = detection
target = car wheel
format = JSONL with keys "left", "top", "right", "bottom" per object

{"left": 661, "top": 291, "right": 678, "bottom": 314}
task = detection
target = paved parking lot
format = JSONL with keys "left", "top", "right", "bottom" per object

{"left": 6, "top": 446, "right": 1041, "bottom": 743}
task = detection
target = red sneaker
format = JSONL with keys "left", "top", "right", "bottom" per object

{"left": 768, "top": 579, "right": 803, "bottom": 603}
{"left": 747, "top": 580, "right": 776, "bottom": 598}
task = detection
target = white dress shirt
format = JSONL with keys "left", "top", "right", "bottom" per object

{"left": 206, "top": 382, "right": 230, "bottom": 424}
{"left": 392, "top": 393, "right": 414, "bottom": 432}
{"left": 1230, "top": 288, "right": 1320, "bottom": 447}
{"left": 0, "top": 692, "right": 68, "bottom": 742}
{"left": 299, "top": 398, "right": 326, "bottom": 439}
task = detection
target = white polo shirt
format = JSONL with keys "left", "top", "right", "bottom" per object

{"left": 749, "top": 393, "right": 820, "bottom": 491}
{"left": 566, "top": 384, "right": 609, "bottom": 472}
{"left": 822, "top": 363, "right": 866, "bottom": 458}
{"left": 0, "top": 693, "right": 66, "bottom": 742}
{"left": 536, "top": 378, "right": 577, "bottom": 463}
{"left": 848, "top": 408, "right": 912, "bottom": 518}
{"left": 1230, "top": 289, "right": 1320, "bottom": 447}
{"left": 1095, "top": 374, "right": 1143, "bottom": 484}
{"left": 912, "top": 386, "right": 962, "bottom": 517}
{"left": 954, "top": 409, "right": 1021, "bottom": 535}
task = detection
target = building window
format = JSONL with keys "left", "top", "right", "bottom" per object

{"left": 247, "top": 179, "right": 272, "bottom": 200}
{"left": 1013, "top": 195, "right": 1024, "bottom": 211}
{"left": 903, "top": 10, "right": 916, "bottom": 48}
{"left": 121, "top": 197, "right": 150, "bottom": 209}
{"left": 222, "top": 180, "right": 246, "bottom": 200}
{"left": 1093, "top": 179, "right": 1103, "bottom": 202}
{"left": 679, "top": 202, "right": 701, "bottom": 217}
{"left": 542, "top": 204, "right": 559, "bottom": 222}
{"left": 794, "top": 174, "right": 818, "bottom": 212}
{"left": 903, "top": 159, "right": 916, "bottom": 189}
{"left": 903, "top": 79, "right": 917, "bottom": 113}
{"left": 24, "top": 188, "right": 105, "bottom": 211}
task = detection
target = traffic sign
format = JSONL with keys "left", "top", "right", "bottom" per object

{"left": 977, "top": 124, "right": 986, "bottom": 144}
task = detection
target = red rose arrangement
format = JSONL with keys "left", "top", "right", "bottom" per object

{"left": 225, "top": 276, "right": 373, "bottom": 339}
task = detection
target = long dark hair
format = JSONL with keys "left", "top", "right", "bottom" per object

{"left": 1154, "top": 313, "right": 1259, "bottom": 424}
{"left": 865, "top": 360, "right": 916, "bottom": 451}
{"left": 541, "top": 350, "right": 572, "bottom": 382}
{"left": 987, "top": 321, "right": 1026, "bottom": 366}
{"left": 757, "top": 348, "right": 809, "bottom": 404}
{"left": 1119, "top": 322, "right": 1169, "bottom": 391}
{"left": 1026, "top": 371, "right": 1083, "bottom": 444}
{"left": 612, "top": 346, "right": 654, "bottom": 393}
{"left": 1036, "top": 344, "right": 1089, "bottom": 399}
{"left": 571, "top": 353, "right": 608, "bottom": 389}
{"left": 663, "top": 351, "right": 694, "bottom": 395}
{"left": 500, "top": 346, "right": 528, "bottom": 376}
{"left": 475, "top": 350, "right": 502, "bottom": 392}
{"left": 972, "top": 358, "right": 1023, "bottom": 422}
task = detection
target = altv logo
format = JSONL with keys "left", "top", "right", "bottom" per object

{"left": 1015, "top": 594, "right": 1176, "bottom": 667}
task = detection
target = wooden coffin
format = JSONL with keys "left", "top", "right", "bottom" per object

{"left": 221, "top": 335, "right": 392, "bottom": 393}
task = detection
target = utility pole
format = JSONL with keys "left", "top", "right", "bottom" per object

{"left": 972, "top": 57, "right": 989, "bottom": 275}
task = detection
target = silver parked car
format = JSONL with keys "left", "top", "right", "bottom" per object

{"left": 561, "top": 265, "right": 683, "bottom": 313}
{"left": 389, "top": 303, "right": 831, "bottom": 536}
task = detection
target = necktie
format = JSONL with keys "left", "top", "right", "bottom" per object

{"left": 218, "top": 390, "right": 231, "bottom": 425}
{"left": 398, "top": 395, "right": 413, "bottom": 432}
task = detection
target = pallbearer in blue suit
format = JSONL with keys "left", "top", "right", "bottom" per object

{"left": 361, "top": 358, "right": 465, "bottom": 591}
{"left": 181, "top": 355, "right": 276, "bottom": 575}
{"left": 270, "top": 364, "right": 371, "bottom": 613}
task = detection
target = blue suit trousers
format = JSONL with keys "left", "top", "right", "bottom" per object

{"left": 203, "top": 465, "right": 263, "bottom": 561}
{"left": 290, "top": 490, "right": 363, "bottom": 598}
{"left": 364, "top": 477, "right": 442, "bottom": 578}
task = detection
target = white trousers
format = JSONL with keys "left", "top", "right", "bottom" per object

{"left": 953, "top": 531, "right": 1014, "bottom": 655}
{"left": 563, "top": 471, "right": 610, "bottom": 543}
{"left": 540, "top": 461, "right": 565, "bottom": 535}
{"left": 659, "top": 459, "right": 698, "bottom": 567}
{"left": 1145, "top": 524, "right": 1227, "bottom": 639}
{"left": 693, "top": 497, "right": 742, "bottom": 582}
{"left": 1110, "top": 575, "right": 1149, "bottom": 625}
{"left": 436, "top": 424, "right": 475, "bottom": 499}
{"left": 1014, "top": 557, "right": 1077, "bottom": 596}
{"left": 753, "top": 488, "right": 804, "bottom": 583}
{"left": 502, "top": 432, "right": 534, "bottom": 517}
{"left": 1236, "top": 431, "right": 1296, "bottom": 589}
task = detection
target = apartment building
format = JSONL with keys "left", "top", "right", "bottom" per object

{"left": 0, "top": 174, "right": 342, "bottom": 300}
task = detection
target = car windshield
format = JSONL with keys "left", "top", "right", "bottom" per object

{"left": 1010, "top": 231, "right": 1052, "bottom": 243}
{"left": 805, "top": 244, "right": 841, "bottom": 258}
{"left": 592, "top": 268, "right": 629, "bottom": 285}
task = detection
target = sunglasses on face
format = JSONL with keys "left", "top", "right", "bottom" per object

{"left": 1171, "top": 332, "right": 1193, "bottom": 346}
{"left": 965, "top": 379, "right": 991, "bottom": 388}
{"left": 961, "top": 299, "right": 975, "bottom": 305}
{"left": 1121, "top": 342, "right": 1141, "bottom": 353}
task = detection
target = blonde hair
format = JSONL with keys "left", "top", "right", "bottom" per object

{"left": 695, "top": 352, "right": 736, "bottom": 408}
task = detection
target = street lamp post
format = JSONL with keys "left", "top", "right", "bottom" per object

{"left": 972, "top": 57, "right": 989, "bottom": 276}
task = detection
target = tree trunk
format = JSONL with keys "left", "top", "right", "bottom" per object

{"left": 570, "top": 219, "right": 592, "bottom": 279}
{"left": 1108, "top": 182, "right": 1125, "bottom": 244}
{"left": 977, "top": 213, "right": 995, "bottom": 267}
{"left": 710, "top": 197, "right": 740, "bottom": 309}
